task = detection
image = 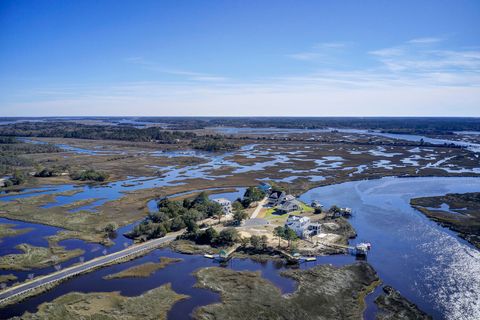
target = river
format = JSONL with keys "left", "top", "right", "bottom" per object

{"left": 1, "top": 177, "right": 479, "bottom": 319}
{"left": 300, "top": 176, "right": 480, "bottom": 320}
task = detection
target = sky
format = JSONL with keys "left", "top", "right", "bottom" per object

{"left": 0, "top": 0, "right": 479, "bottom": 117}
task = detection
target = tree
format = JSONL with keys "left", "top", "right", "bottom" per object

{"left": 216, "top": 228, "right": 239, "bottom": 246}
{"left": 197, "top": 227, "right": 218, "bottom": 245}
{"left": 240, "top": 236, "right": 249, "bottom": 247}
{"left": 192, "top": 192, "right": 209, "bottom": 206}
{"left": 273, "top": 226, "right": 286, "bottom": 248}
{"left": 104, "top": 222, "right": 118, "bottom": 238}
{"left": 250, "top": 235, "right": 261, "bottom": 250}
{"left": 260, "top": 235, "right": 268, "bottom": 250}
{"left": 329, "top": 205, "right": 340, "bottom": 213}
{"left": 232, "top": 200, "right": 243, "bottom": 212}
{"left": 8, "top": 170, "right": 27, "bottom": 186}
{"left": 284, "top": 227, "right": 298, "bottom": 247}
{"left": 185, "top": 219, "right": 199, "bottom": 234}
{"left": 242, "top": 186, "right": 266, "bottom": 208}
{"left": 233, "top": 209, "right": 248, "bottom": 225}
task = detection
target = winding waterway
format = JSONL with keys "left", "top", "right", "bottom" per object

{"left": 300, "top": 176, "right": 480, "bottom": 320}
{"left": 1, "top": 177, "right": 479, "bottom": 319}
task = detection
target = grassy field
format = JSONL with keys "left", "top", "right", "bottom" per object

{"left": 0, "top": 273, "right": 17, "bottom": 283}
{"left": 194, "top": 262, "right": 380, "bottom": 320}
{"left": 411, "top": 192, "right": 480, "bottom": 249}
{"left": 104, "top": 257, "right": 182, "bottom": 279}
{"left": 13, "top": 283, "right": 187, "bottom": 320}
{"left": 0, "top": 243, "right": 84, "bottom": 271}
{"left": 0, "top": 223, "right": 32, "bottom": 240}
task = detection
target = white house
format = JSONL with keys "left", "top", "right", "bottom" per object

{"left": 213, "top": 198, "right": 233, "bottom": 216}
{"left": 285, "top": 215, "right": 321, "bottom": 239}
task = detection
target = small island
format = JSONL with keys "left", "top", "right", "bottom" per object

{"left": 411, "top": 192, "right": 480, "bottom": 249}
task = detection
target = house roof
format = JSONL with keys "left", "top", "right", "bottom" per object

{"left": 269, "top": 190, "right": 284, "bottom": 199}
{"left": 279, "top": 199, "right": 301, "bottom": 211}
{"left": 213, "top": 198, "right": 231, "bottom": 205}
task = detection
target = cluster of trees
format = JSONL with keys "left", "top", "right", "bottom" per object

{"left": 191, "top": 135, "right": 239, "bottom": 152}
{"left": 273, "top": 226, "right": 298, "bottom": 248}
{"left": 70, "top": 169, "right": 109, "bottom": 182}
{"left": 239, "top": 186, "right": 266, "bottom": 208}
{"left": 2, "top": 170, "right": 28, "bottom": 187}
{"left": 0, "top": 122, "right": 196, "bottom": 143}
{"left": 34, "top": 164, "right": 70, "bottom": 177}
{"left": 127, "top": 192, "right": 223, "bottom": 241}
{"left": 183, "top": 226, "right": 240, "bottom": 247}
{"left": 248, "top": 235, "right": 269, "bottom": 251}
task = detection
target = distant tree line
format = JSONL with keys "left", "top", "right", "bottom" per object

{"left": 0, "top": 136, "right": 61, "bottom": 176}
{"left": 0, "top": 122, "right": 196, "bottom": 143}
{"left": 119, "top": 117, "right": 480, "bottom": 133}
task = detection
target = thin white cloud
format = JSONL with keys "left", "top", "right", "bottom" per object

{"left": 2, "top": 38, "right": 479, "bottom": 116}
{"left": 407, "top": 37, "right": 444, "bottom": 44}
{"left": 287, "top": 42, "right": 350, "bottom": 61}
{"left": 125, "top": 57, "right": 228, "bottom": 82}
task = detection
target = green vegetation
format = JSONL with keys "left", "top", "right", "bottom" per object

{"left": 249, "top": 235, "right": 269, "bottom": 251}
{"left": 0, "top": 223, "right": 33, "bottom": 239}
{"left": 0, "top": 273, "right": 17, "bottom": 283}
{"left": 70, "top": 169, "right": 109, "bottom": 182}
{"left": 240, "top": 186, "right": 265, "bottom": 208}
{"left": 126, "top": 192, "right": 222, "bottom": 241}
{"left": 0, "top": 136, "right": 61, "bottom": 176}
{"left": 0, "top": 243, "right": 84, "bottom": 271}
{"left": 191, "top": 135, "right": 238, "bottom": 152}
{"left": 375, "top": 286, "right": 432, "bottom": 320}
{"left": 34, "top": 164, "right": 69, "bottom": 177}
{"left": 2, "top": 170, "right": 28, "bottom": 187}
{"left": 13, "top": 283, "right": 188, "bottom": 320}
{"left": 194, "top": 262, "right": 379, "bottom": 320}
{"left": 0, "top": 122, "right": 195, "bottom": 143}
{"left": 273, "top": 226, "right": 298, "bottom": 248}
{"left": 232, "top": 202, "right": 248, "bottom": 225}
{"left": 411, "top": 192, "right": 480, "bottom": 249}
{"left": 104, "top": 257, "right": 182, "bottom": 279}
{"left": 182, "top": 226, "right": 240, "bottom": 247}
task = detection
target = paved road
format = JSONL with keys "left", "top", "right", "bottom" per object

{"left": 249, "top": 197, "right": 267, "bottom": 219}
{"left": 0, "top": 198, "right": 269, "bottom": 305}
{"left": 0, "top": 233, "right": 177, "bottom": 304}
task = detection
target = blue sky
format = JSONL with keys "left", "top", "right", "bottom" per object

{"left": 0, "top": 0, "right": 479, "bottom": 116}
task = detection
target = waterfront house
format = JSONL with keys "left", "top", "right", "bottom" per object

{"left": 213, "top": 198, "right": 233, "bottom": 216}
{"left": 285, "top": 215, "right": 321, "bottom": 238}
{"left": 277, "top": 199, "right": 302, "bottom": 213}
{"left": 268, "top": 190, "right": 286, "bottom": 206}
